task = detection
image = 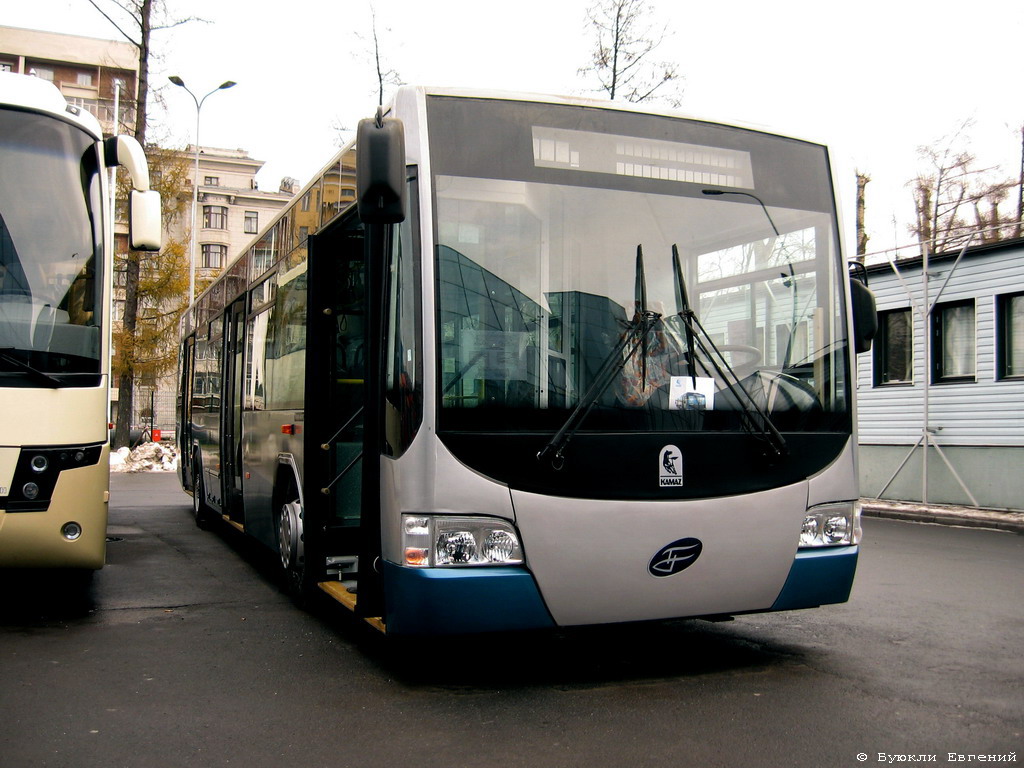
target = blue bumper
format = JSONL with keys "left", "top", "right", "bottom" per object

{"left": 381, "top": 562, "right": 555, "bottom": 636}
{"left": 770, "top": 546, "right": 859, "bottom": 611}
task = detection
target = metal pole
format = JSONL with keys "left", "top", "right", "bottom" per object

{"left": 921, "top": 244, "right": 929, "bottom": 504}
{"left": 190, "top": 108, "right": 200, "bottom": 307}
{"left": 168, "top": 78, "right": 236, "bottom": 308}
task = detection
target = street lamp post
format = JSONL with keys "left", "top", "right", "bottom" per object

{"left": 168, "top": 76, "right": 236, "bottom": 308}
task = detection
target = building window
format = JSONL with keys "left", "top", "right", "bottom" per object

{"left": 997, "top": 292, "right": 1024, "bottom": 380}
{"left": 244, "top": 210, "right": 258, "bottom": 234}
{"left": 874, "top": 308, "right": 914, "bottom": 385}
{"left": 204, "top": 176, "right": 220, "bottom": 186}
{"left": 932, "top": 300, "right": 975, "bottom": 383}
{"left": 76, "top": 72, "right": 93, "bottom": 87}
{"left": 201, "top": 244, "right": 227, "bottom": 270}
{"left": 32, "top": 67, "right": 54, "bottom": 81}
{"left": 203, "top": 205, "right": 227, "bottom": 229}
{"left": 1, "top": 63, "right": 13, "bottom": 73}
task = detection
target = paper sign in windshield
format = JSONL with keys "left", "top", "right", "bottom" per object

{"left": 668, "top": 376, "right": 715, "bottom": 411}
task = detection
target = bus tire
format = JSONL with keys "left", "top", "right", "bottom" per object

{"left": 276, "top": 482, "right": 312, "bottom": 605}
{"left": 192, "top": 463, "right": 215, "bottom": 530}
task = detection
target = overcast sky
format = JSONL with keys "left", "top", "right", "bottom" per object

{"left": 5, "top": 0, "right": 1023, "bottom": 255}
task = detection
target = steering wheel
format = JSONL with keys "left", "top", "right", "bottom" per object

{"left": 691, "top": 344, "right": 763, "bottom": 379}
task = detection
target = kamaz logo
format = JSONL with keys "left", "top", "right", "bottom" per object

{"left": 659, "top": 444, "right": 682, "bottom": 487}
{"left": 648, "top": 538, "right": 703, "bottom": 577}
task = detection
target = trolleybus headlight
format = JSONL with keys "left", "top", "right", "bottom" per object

{"left": 402, "top": 514, "right": 524, "bottom": 567}
{"left": 822, "top": 514, "right": 850, "bottom": 544}
{"left": 799, "top": 502, "right": 861, "bottom": 548}
{"left": 30, "top": 454, "right": 49, "bottom": 473}
{"left": 22, "top": 482, "right": 40, "bottom": 500}
{"left": 483, "top": 530, "right": 518, "bottom": 563}
{"left": 436, "top": 530, "right": 477, "bottom": 565}
{"left": 61, "top": 522, "right": 83, "bottom": 541}
{"left": 799, "top": 515, "right": 821, "bottom": 547}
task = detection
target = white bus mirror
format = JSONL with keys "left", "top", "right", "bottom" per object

{"left": 130, "top": 189, "right": 162, "bottom": 251}
{"left": 104, "top": 134, "right": 151, "bottom": 192}
{"left": 356, "top": 112, "right": 406, "bottom": 225}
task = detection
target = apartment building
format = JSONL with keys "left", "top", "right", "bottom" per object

{"left": 0, "top": 25, "right": 138, "bottom": 135}
{"left": 177, "top": 146, "right": 295, "bottom": 280}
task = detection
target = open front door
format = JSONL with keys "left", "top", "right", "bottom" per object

{"left": 304, "top": 213, "right": 384, "bottom": 616}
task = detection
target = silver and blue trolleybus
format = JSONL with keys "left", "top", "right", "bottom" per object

{"left": 177, "top": 87, "right": 877, "bottom": 634}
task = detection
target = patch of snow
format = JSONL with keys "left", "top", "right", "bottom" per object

{"left": 109, "top": 442, "right": 178, "bottom": 473}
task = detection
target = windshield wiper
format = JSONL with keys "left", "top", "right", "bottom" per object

{"left": 538, "top": 247, "right": 659, "bottom": 469}
{"left": 0, "top": 348, "right": 62, "bottom": 388}
{"left": 670, "top": 247, "right": 787, "bottom": 461}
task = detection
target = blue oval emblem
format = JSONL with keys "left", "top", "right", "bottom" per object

{"left": 648, "top": 538, "right": 703, "bottom": 577}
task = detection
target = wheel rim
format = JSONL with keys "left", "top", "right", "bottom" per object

{"left": 279, "top": 500, "right": 303, "bottom": 572}
{"left": 192, "top": 472, "right": 202, "bottom": 518}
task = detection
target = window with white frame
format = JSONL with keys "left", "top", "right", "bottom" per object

{"left": 932, "top": 300, "right": 975, "bottom": 383}
{"left": 997, "top": 292, "right": 1024, "bottom": 380}
{"left": 874, "top": 308, "right": 914, "bottom": 385}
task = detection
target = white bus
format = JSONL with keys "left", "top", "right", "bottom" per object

{"left": 0, "top": 72, "right": 160, "bottom": 571}
{"left": 177, "top": 87, "right": 876, "bottom": 634}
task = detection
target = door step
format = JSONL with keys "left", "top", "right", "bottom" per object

{"left": 318, "top": 580, "right": 386, "bottom": 633}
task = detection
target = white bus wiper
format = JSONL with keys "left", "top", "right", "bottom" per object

{"left": 671, "top": 247, "right": 787, "bottom": 461}
{"left": 537, "top": 247, "right": 659, "bottom": 469}
{"left": 0, "top": 347, "right": 62, "bottom": 387}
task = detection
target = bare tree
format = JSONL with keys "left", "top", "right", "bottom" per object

{"left": 366, "top": 3, "right": 401, "bottom": 106}
{"left": 1016, "top": 123, "right": 1024, "bottom": 239}
{"left": 111, "top": 148, "right": 191, "bottom": 406}
{"left": 579, "top": 0, "right": 683, "bottom": 107}
{"left": 856, "top": 171, "right": 870, "bottom": 262}
{"left": 86, "top": 0, "right": 201, "bottom": 448}
{"left": 908, "top": 120, "right": 1016, "bottom": 254}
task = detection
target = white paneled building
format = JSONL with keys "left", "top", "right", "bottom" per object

{"left": 856, "top": 237, "right": 1024, "bottom": 510}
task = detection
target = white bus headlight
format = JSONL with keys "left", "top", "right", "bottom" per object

{"left": 403, "top": 515, "right": 523, "bottom": 567}
{"left": 483, "top": 529, "right": 519, "bottom": 563}
{"left": 799, "top": 502, "right": 861, "bottom": 548}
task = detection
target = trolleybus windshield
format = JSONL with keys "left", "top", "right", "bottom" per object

{"left": 430, "top": 97, "right": 851, "bottom": 439}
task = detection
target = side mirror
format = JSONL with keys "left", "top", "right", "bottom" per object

{"left": 130, "top": 189, "right": 162, "bottom": 251}
{"left": 356, "top": 111, "right": 406, "bottom": 225}
{"left": 104, "top": 134, "right": 162, "bottom": 251}
{"left": 104, "top": 135, "right": 151, "bottom": 191}
{"left": 850, "top": 277, "right": 878, "bottom": 353}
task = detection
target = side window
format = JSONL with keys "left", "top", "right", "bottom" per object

{"left": 932, "top": 300, "right": 975, "bottom": 383}
{"left": 245, "top": 309, "right": 271, "bottom": 410}
{"left": 996, "top": 292, "right": 1024, "bottom": 380}
{"left": 874, "top": 308, "right": 913, "bottom": 386}
{"left": 384, "top": 177, "right": 422, "bottom": 456}
{"left": 265, "top": 265, "right": 306, "bottom": 409}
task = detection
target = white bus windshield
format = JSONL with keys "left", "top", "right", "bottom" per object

{"left": 430, "top": 97, "right": 850, "bottom": 436}
{"left": 0, "top": 109, "right": 104, "bottom": 386}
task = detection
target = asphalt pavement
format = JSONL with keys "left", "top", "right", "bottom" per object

{"left": 1, "top": 471, "right": 1021, "bottom": 768}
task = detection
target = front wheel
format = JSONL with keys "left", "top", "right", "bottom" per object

{"left": 277, "top": 495, "right": 313, "bottom": 605}
{"left": 192, "top": 465, "right": 215, "bottom": 530}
